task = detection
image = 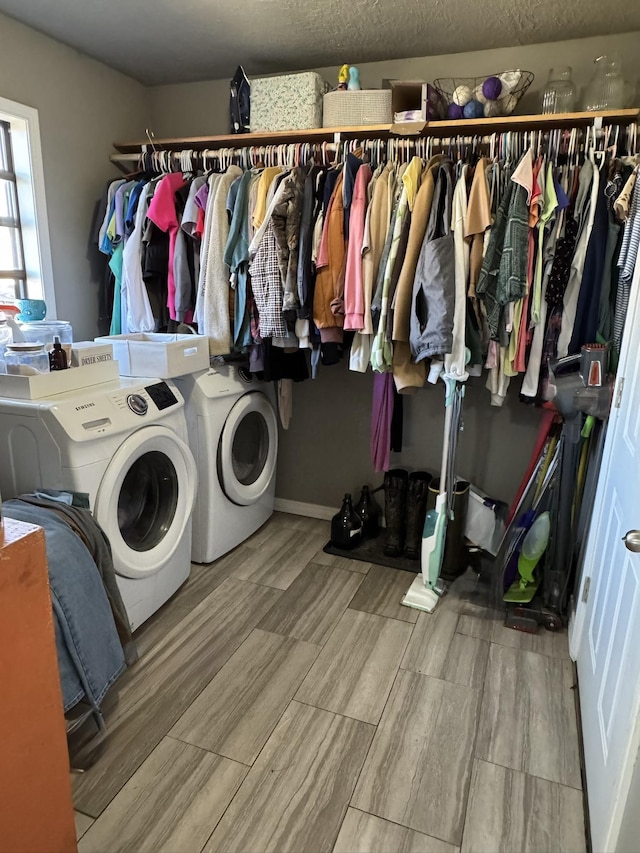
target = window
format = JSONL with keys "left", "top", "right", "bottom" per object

{"left": 0, "top": 96, "right": 55, "bottom": 313}
{"left": 0, "top": 120, "right": 27, "bottom": 303}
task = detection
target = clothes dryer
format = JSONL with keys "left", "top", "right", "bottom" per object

{"left": 174, "top": 364, "right": 277, "bottom": 563}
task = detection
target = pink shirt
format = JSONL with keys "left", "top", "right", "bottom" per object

{"left": 147, "top": 172, "right": 187, "bottom": 322}
{"left": 343, "top": 164, "right": 372, "bottom": 330}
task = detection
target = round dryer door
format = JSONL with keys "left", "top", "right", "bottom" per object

{"left": 94, "top": 425, "right": 197, "bottom": 579}
{"left": 218, "top": 391, "right": 278, "bottom": 506}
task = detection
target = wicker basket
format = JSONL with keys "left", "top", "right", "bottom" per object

{"left": 323, "top": 90, "right": 393, "bottom": 127}
{"left": 434, "top": 71, "right": 534, "bottom": 119}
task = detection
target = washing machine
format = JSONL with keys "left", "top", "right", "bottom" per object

{"left": 174, "top": 363, "right": 278, "bottom": 564}
{"left": 0, "top": 378, "right": 197, "bottom": 630}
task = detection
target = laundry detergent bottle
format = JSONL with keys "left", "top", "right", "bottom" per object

{"left": 330, "top": 493, "right": 362, "bottom": 550}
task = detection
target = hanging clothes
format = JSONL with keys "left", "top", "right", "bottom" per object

{"left": 146, "top": 171, "right": 188, "bottom": 323}
{"left": 314, "top": 173, "right": 346, "bottom": 343}
{"left": 96, "top": 121, "right": 638, "bottom": 429}
{"left": 197, "top": 165, "right": 242, "bottom": 353}
{"left": 391, "top": 154, "right": 442, "bottom": 392}
{"left": 410, "top": 162, "right": 455, "bottom": 365}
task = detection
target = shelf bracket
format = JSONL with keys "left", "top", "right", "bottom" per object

{"left": 333, "top": 131, "right": 341, "bottom": 145}
{"left": 593, "top": 116, "right": 603, "bottom": 131}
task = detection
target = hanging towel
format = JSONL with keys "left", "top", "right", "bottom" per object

{"left": 370, "top": 371, "right": 394, "bottom": 472}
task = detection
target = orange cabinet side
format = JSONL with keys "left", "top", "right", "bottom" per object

{"left": 0, "top": 518, "right": 77, "bottom": 853}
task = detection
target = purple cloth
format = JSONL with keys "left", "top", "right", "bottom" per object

{"left": 371, "top": 372, "right": 394, "bottom": 472}
{"left": 195, "top": 183, "right": 210, "bottom": 211}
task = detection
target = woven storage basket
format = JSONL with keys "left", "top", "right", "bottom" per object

{"left": 323, "top": 90, "right": 392, "bottom": 127}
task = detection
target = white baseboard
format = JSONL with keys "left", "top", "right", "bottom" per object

{"left": 274, "top": 498, "right": 336, "bottom": 521}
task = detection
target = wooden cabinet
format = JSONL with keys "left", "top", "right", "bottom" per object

{"left": 0, "top": 517, "right": 76, "bottom": 853}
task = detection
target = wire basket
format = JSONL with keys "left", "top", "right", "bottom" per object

{"left": 434, "top": 71, "right": 534, "bottom": 120}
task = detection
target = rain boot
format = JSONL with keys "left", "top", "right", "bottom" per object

{"left": 441, "top": 480, "right": 470, "bottom": 580}
{"left": 383, "top": 469, "right": 408, "bottom": 557}
{"left": 404, "top": 471, "right": 433, "bottom": 559}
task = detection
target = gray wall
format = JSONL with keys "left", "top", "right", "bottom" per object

{"left": 148, "top": 31, "right": 640, "bottom": 136}
{"left": 275, "top": 361, "right": 541, "bottom": 508}
{"left": 0, "top": 12, "right": 150, "bottom": 341}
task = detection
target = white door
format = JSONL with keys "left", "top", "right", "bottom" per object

{"left": 218, "top": 391, "right": 278, "bottom": 506}
{"left": 574, "top": 253, "right": 640, "bottom": 853}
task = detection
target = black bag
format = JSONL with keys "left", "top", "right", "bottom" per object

{"left": 230, "top": 66, "right": 250, "bottom": 134}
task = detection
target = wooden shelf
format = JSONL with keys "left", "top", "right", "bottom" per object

{"left": 113, "top": 109, "right": 639, "bottom": 155}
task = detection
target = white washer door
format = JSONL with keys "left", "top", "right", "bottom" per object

{"left": 94, "top": 425, "right": 197, "bottom": 579}
{"left": 218, "top": 391, "right": 278, "bottom": 506}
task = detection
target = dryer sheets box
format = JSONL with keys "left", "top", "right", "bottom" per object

{"left": 95, "top": 333, "right": 209, "bottom": 378}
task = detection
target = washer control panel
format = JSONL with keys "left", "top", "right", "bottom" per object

{"left": 145, "top": 381, "right": 179, "bottom": 410}
{"left": 47, "top": 380, "right": 184, "bottom": 441}
{"left": 126, "top": 393, "right": 148, "bottom": 415}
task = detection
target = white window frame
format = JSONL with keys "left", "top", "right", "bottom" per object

{"left": 0, "top": 95, "right": 56, "bottom": 315}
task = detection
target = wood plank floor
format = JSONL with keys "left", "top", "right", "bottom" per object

{"left": 73, "top": 512, "right": 586, "bottom": 852}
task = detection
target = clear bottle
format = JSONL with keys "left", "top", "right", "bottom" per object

{"left": 0, "top": 320, "right": 12, "bottom": 374}
{"left": 583, "top": 55, "right": 626, "bottom": 111}
{"left": 541, "top": 67, "right": 577, "bottom": 114}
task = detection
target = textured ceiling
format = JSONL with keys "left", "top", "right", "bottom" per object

{"left": 1, "top": 0, "right": 639, "bottom": 85}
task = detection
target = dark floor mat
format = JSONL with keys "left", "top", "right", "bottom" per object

{"left": 323, "top": 535, "right": 420, "bottom": 573}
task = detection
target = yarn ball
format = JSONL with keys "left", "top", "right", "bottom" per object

{"left": 448, "top": 102, "right": 464, "bottom": 119}
{"left": 452, "top": 84, "right": 473, "bottom": 106}
{"left": 484, "top": 100, "right": 503, "bottom": 117}
{"left": 463, "top": 99, "right": 485, "bottom": 119}
{"left": 498, "top": 69, "right": 522, "bottom": 95}
{"left": 482, "top": 76, "right": 503, "bottom": 100}
{"left": 473, "top": 84, "right": 488, "bottom": 105}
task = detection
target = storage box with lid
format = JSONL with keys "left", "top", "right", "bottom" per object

{"left": 322, "top": 89, "right": 392, "bottom": 127}
{"left": 251, "top": 72, "right": 329, "bottom": 132}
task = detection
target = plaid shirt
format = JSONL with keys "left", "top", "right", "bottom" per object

{"left": 250, "top": 220, "right": 290, "bottom": 339}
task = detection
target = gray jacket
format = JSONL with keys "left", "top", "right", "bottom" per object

{"left": 410, "top": 163, "right": 455, "bottom": 361}
{"left": 272, "top": 167, "right": 306, "bottom": 319}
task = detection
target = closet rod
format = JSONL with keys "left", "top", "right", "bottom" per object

{"left": 110, "top": 121, "right": 638, "bottom": 174}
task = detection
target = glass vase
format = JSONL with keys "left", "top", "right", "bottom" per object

{"left": 541, "top": 67, "right": 577, "bottom": 114}
{"left": 583, "top": 55, "right": 625, "bottom": 111}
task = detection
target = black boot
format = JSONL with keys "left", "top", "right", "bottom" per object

{"left": 441, "top": 480, "right": 470, "bottom": 580}
{"left": 383, "top": 469, "right": 408, "bottom": 557}
{"left": 404, "top": 471, "right": 433, "bottom": 559}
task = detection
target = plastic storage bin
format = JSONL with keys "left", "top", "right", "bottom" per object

{"left": 251, "top": 73, "right": 329, "bottom": 132}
